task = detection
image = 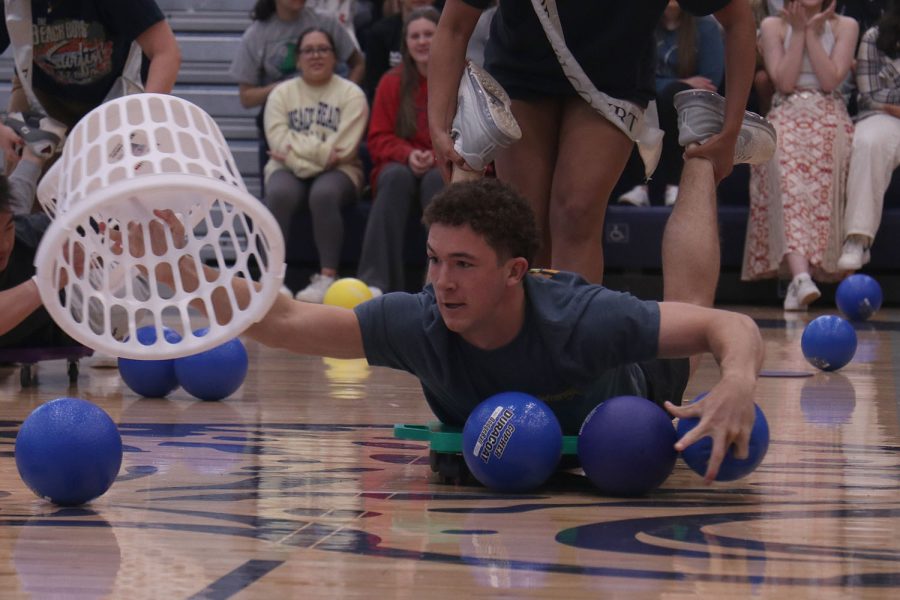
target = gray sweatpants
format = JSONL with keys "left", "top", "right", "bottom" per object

{"left": 264, "top": 169, "right": 358, "bottom": 271}
{"left": 357, "top": 164, "right": 443, "bottom": 291}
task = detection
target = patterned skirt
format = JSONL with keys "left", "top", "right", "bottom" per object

{"left": 742, "top": 90, "right": 853, "bottom": 282}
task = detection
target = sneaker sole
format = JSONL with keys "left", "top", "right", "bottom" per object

{"left": 673, "top": 90, "right": 776, "bottom": 165}
{"left": 798, "top": 289, "right": 822, "bottom": 306}
{"left": 463, "top": 62, "right": 521, "bottom": 144}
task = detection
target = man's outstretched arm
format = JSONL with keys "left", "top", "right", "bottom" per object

{"left": 656, "top": 302, "right": 764, "bottom": 482}
{"left": 137, "top": 210, "right": 366, "bottom": 359}
{"left": 0, "top": 279, "right": 43, "bottom": 336}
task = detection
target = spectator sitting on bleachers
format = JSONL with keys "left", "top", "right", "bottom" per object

{"left": 363, "top": 0, "right": 436, "bottom": 101}
{"left": 838, "top": 3, "right": 900, "bottom": 271}
{"left": 230, "top": 0, "right": 365, "bottom": 190}
{"left": 357, "top": 7, "right": 443, "bottom": 295}
{"left": 619, "top": 1, "right": 725, "bottom": 208}
{"left": 308, "top": 0, "right": 362, "bottom": 48}
{"left": 743, "top": 0, "right": 858, "bottom": 310}
{"left": 264, "top": 28, "right": 369, "bottom": 303}
{"left": 0, "top": 0, "right": 180, "bottom": 132}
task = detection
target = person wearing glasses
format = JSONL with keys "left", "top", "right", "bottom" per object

{"left": 230, "top": 0, "right": 365, "bottom": 198}
{"left": 264, "top": 28, "right": 369, "bottom": 303}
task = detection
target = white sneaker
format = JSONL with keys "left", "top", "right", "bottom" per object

{"left": 836, "top": 236, "right": 871, "bottom": 271}
{"left": 368, "top": 286, "right": 383, "bottom": 298}
{"left": 783, "top": 273, "right": 821, "bottom": 311}
{"left": 451, "top": 61, "right": 522, "bottom": 171}
{"left": 674, "top": 89, "right": 777, "bottom": 165}
{"left": 618, "top": 185, "right": 649, "bottom": 207}
{"left": 665, "top": 185, "right": 679, "bottom": 207}
{"left": 3, "top": 110, "right": 66, "bottom": 157}
{"left": 88, "top": 352, "right": 119, "bottom": 368}
{"left": 294, "top": 274, "right": 335, "bottom": 304}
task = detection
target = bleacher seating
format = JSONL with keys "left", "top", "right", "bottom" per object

{"left": 1, "top": 1, "right": 898, "bottom": 301}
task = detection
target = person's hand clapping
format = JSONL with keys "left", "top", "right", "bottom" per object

{"left": 782, "top": 0, "right": 810, "bottom": 33}
{"left": 808, "top": 0, "right": 836, "bottom": 37}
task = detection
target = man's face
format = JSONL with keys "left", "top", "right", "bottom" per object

{"left": 0, "top": 211, "right": 14, "bottom": 272}
{"left": 426, "top": 223, "right": 517, "bottom": 342}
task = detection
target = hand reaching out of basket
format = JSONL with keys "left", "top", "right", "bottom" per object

{"left": 102, "top": 211, "right": 187, "bottom": 258}
{"left": 57, "top": 239, "right": 87, "bottom": 289}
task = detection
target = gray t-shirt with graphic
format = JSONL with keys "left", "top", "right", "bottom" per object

{"left": 229, "top": 8, "right": 357, "bottom": 87}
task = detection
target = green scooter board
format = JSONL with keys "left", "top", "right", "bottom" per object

{"left": 394, "top": 422, "right": 578, "bottom": 484}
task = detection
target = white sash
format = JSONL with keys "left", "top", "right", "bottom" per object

{"left": 530, "top": 0, "right": 663, "bottom": 178}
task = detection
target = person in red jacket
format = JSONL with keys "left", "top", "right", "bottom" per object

{"left": 357, "top": 6, "right": 443, "bottom": 295}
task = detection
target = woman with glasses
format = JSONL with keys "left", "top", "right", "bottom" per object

{"left": 230, "top": 0, "right": 364, "bottom": 198}
{"left": 264, "top": 28, "right": 369, "bottom": 303}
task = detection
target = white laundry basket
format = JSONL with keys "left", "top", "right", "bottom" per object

{"left": 34, "top": 94, "right": 285, "bottom": 360}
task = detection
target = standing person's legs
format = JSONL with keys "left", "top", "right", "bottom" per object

{"left": 264, "top": 169, "right": 309, "bottom": 244}
{"left": 494, "top": 97, "right": 563, "bottom": 271}
{"left": 661, "top": 155, "right": 719, "bottom": 307}
{"left": 547, "top": 96, "right": 633, "bottom": 283}
{"left": 357, "top": 163, "right": 418, "bottom": 292}
{"left": 308, "top": 170, "right": 358, "bottom": 276}
{"left": 840, "top": 114, "right": 900, "bottom": 268}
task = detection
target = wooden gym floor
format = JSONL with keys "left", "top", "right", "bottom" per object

{"left": 0, "top": 306, "right": 898, "bottom": 599}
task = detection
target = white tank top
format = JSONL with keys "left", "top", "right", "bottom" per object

{"left": 785, "top": 20, "right": 836, "bottom": 90}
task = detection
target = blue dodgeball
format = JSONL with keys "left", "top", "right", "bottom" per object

{"left": 462, "top": 392, "right": 562, "bottom": 492}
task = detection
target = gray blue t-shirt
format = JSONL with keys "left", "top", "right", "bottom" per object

{"left": 355, "top": 270, "right": 660, "bottom": 433}
{"left": 229, "top": 8, "right": 358, "bottom": 87}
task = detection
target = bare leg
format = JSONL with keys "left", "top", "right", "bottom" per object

{"left": 662, "top": 156, "right": 718, "bottom": 307}
{"left": 784, "top": 252, "right": 810, "bottom": 278}
{"left": 548, "top": 96, "right": 633, "bottom": 283}
{"left": 494, "top": 97, "right": 563, "bottom": 270}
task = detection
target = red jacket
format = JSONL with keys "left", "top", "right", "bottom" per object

{"left": 367, "top": 66, "right": 433, "bottom": 189}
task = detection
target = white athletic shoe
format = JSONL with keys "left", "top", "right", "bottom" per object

{"left": 783, "top": 273, "right": 821, "bottom": 311}
{"left": 367, "top": 286, "right": 383, "bottom": 298}
{"left": 836, "top": 236, "right": 871, "bottom": 271}
{"left": 88, "top": 352, "right": 119, "bottom": 368}
{"left": 294, "top": 274, "right": 335, "bottom": 304}
{"left": 618, "top": 185, "right": 649, "bottom": 207}
{"left": 451, "top": 61, "right": 521, "bottom": 171}
{"left": 674, "top": 89, "right": 777, "bottom": 165}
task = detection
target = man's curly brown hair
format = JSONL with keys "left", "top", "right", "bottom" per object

{"left": 422, "top": 179, "right": 540, "bottom": 264}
